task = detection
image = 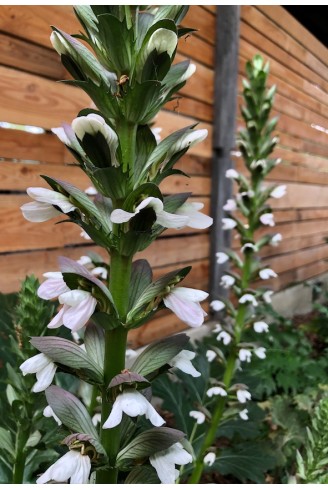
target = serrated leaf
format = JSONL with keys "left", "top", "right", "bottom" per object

{"left": 84, "top": 324, "right": 105, "bottom": 369}
{"left": 30, "top": 336, "right": 103, "bottom": 383}
{"left": 117, "top": 427, "right": 184, "bottom": 467}
{"left": 45, "top": 386, "right": 105, "bottom": 454}
{"left": 130, "top": 333, "right": 189, "bottom": 376}
{"left": 125, "top": 465, "right": 160, "bottom": 484}
{"left": 0, "top": 428, "right": 14, "bottom": 457}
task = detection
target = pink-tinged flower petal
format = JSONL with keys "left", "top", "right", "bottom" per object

{"left": 33, "top": 361, "right": 57, "bottom": 392}
{"left": 102, "top": 398, "right": 124, "bottom": 429}
{"left": 70, "top": 454, "right": 91, "bottom": 484}
{"left": 21, "top": 202, "right": 62, "bottom": 222}
{"left": 150, "top": 442, "right": 192, "bottom": 484}
{"left": 38, "top": 272, "right": 69, "bottom": 300}
{"left": 172, "top": 287, "right": 208, "bottom": 303}
{"left": 36, "top": 450, "right": 90, "bottom": 484}
{"left": 20, "top": 353, "right": 50, "bottom": 374}
{"left": 47, "top": 305, "right": 68, "bottom": 329}
{"left": 164, "top": 292, "right": 206, "bottom": 328}
{"left": 175, "top": 202, "right": 213, "bottom": 230}
{"left": 62, "top": 295, "right": 97, "bottom": 332}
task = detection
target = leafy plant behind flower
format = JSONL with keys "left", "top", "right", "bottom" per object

{"left": 16, "top": 5, "right": 213, "bottom": 485}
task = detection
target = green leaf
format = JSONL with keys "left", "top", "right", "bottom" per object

{"left": 130, "top": 333, "right": 189, "bottom": 376}
{"left": 45, "top": 386, "right": 105, "bottom": 453}
{"left": 26, "top": 430, "right": 42, "bottom": 448}
{"left": 120, "top": 80, "right": 162, "bottom": 124}
{"left": 0, "top": 428, "right": 14, "bottom": 457}
{"left": 117, "top": 427, "right": 184, "bottom": 468}
{"left": 122, "top": 183, "right": 163, "bottom": 212}
{"left": 153, "top": 5, "right": 189, "bottom": 24}
{"left": 91, "top": 167, "right": 130, "bottom": 199}
{"left": 97, "top": 14, "right": 133, "bottom": 73}
{"left": 30, "top": 336, "right": 103, "bottom": 383}
{"left": 84, "top": 324, "right": 105, "bottom": 369}
{"left": 134, "top": 125, "right": 157, "bottom": 183}
{"left": 125, "top": 465, "right": 160, "bottom": 484}
{"left": 128, "top": 260, "right": 153, "bottom": 310}
{"left": 6, "top": 384, "right": 18, "bottom": 406}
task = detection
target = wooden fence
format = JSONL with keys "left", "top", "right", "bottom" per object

{"left": 0, "top": 6, "right": 214, "bottom": 346}
{"left": 0, "top": 6, "right": 327, "bottom": 345}
{"left": 237, "top": 6, "right": 328, "bottom": 292}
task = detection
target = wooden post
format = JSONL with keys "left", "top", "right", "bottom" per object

{"left": 209, "top": 6, "right": 240, "bottom": 313}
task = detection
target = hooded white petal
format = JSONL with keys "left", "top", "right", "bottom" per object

{"left": 206, "top": 350, "right": 217, "bottom": 363}
{"left": 150, "top": 442, "right": 192, "bottom": 484}
{"left": 259, "top": 268, "right": 277, "bottom": 280}
{"left": 237, "top": 389, "right": 251, "bottom": 403}
{"left": 20, "top": 202, "right": 62, "bottom": 222}
{"left": 260, "top": 213, "right": 275, "bottom": 227}
{"left": 210, "top": 300, "right": 225, "bottom": 312}
{"left": 216, "top": 252, "right": 229, "bottom": 264}
{"left": 61, "top": 294, "right": 97, "bottom": 332}
{"left": 253, "top": 321, "right": 269, "bottom": 333}
{"left": 102, "top": 389, "right": 165, "bottom": 429}
{"left": 33, "top": 362, "right": 57, "bottom": 392}
{"left": 223, "top": 199, "right": 237, "bottom": 212}
{"left": 254, "top": 347, "right": 266, "bottom": 359}
{"left": 239, "top": 348, "right": 252, "bottom": 363}
{"left": 26, "top": 187, "right": 76, "bottom": 214}
{"left": 91, "top": 266, "right": 108, "bottom": 279}
{"left": 225, "top": 169, "right": 239, "bottom": 179}
{"left": 263, "top": 290, "right": 274, "bottom": 303}
{"left": 241, "top": 243, "right": 258, "bottom": 253}
{"left": 20, "top": 353, "right": 51, "bottom": 375}
{"left": 43, "top": 405, "right": 62, "bottom": 426}
{"left": 147, "top": 28, "right": 178, "bottom": 57}
{"left": 37, "top": 272, "right": 69, "bottom": 300}
{"left": 164, "top": 287, "right": 208, "bottom": 328}
{"left": 189, "top": 410, "right": 205, "bottom": 424}
{"left": 220, "top": 275, "right": 235, "bottom": 289}
{"left": 36, "top": 450, "right": 90, "bottom": 484}
{"left": 222, "top": 218, "right": 237, "bottom": 230}
{"left": 203, "top": 452, "right": 216, "bottom": 466}
{"left": 217, "top": 331, "right": 232, "bottom": 345}
{"left": 239, "top": 294, "right": 258, "bottom": 306}
{"left": 239, "top": 408, "right": 249, "bottom": 421}
{"left": 270, "top": 233, "right": 282, "bottom": 246}
{"left": 270, "top": 185, "right": 286, "bottom": 199}
{"left": 207, "top": 386, "right": 227, "bottom": 397}
{"left": 169, "top": 350, "right": 201, "bottom": 377}
{"left": 175, "top": 202, "right": 213, "bottom": 229}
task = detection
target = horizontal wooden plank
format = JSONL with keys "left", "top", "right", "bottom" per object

{"left": 0, "top": 234, "right": 210, "bottom": 292}
{"left": 268, "top": 244, "right": 328, "bottom": 275}
{"left": 0, "top": 32, "right": 64, "bottom": 80}
{"left": 165, "top": 97, "right": 212, "bottom": 123}
{"left": 273, "top": 147, "right": 328, "bottom": 172}
{"left": 177, "top": 31, "right": 214, "bottom": 68}
{"left": 175, "top": 53, "right": 214, "bottom": 105}
{"left": 257, "top": 6, "right": 328, "bottom": 67}
{"left": 241, "top": 7, "right": 328, "bottom": 84}
{"left": 0, "top": 65, "right": 90, "bottom": 129}
{"left": 262, "top": 232, "right": 328, "bottom": 259}
{"left": 183, "top": 6, "right": 216, "bottom": 46}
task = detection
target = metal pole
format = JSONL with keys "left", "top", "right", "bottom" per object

{"left": 209, "top": 6, "right": 240, "bottom": 316}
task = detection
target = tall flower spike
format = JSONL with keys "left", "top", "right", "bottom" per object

{"left": 163, "top": 287, "right": 208, "bottom": 328}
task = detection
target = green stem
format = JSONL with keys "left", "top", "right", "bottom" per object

{"left": 88, "top": 384, "right": 99, "bottom": 416}
{"left": 12, "top": 424, "right": 28, "bottom": 484}
{"left": 117, "top": 122, "right": 137, "bottom": 174}
{"left": 96, "top": 252, "right": 132, "bottom": 484}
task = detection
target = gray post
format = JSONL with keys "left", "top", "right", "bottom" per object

{"left": 209, "top": 6, "right": 240, "bottom": 316}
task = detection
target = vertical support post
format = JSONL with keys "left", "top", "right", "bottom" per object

{"left": 209, "top": 6, "right": 240, "bottom": 315}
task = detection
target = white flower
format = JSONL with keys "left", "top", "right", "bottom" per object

{"left": 259, "top": 268, "right": 277, "bottom": 280}
{"left": 169, "top": 350, "right": 201, "bottom": 377}
{"left": 220, "top": 275, "right": 235, "bottom": 289}
{"left": 48, "top": 290, "right": 97, "bottom": 332}
{"left": 239, "top": 408, "right": 249, "bottom": 421}
{"left": 270, "top": 233, "right": 282, "bottom": 246}
{"left": 260, "top": 213, "right": 275, "bottom": 227}
{"left": 210, "top": 300, "right": 225, "bottom": 312}
{"left": 84, "top": 186, "right": 98, "bottom": 196}
{"left": 151, "top": 127, "right": 162, "bottom": 143}
{"left": 21, "top": 187, "right": 76, "bottom": 222}
{"left": 225, "top": 169, "right": 239, "bottom": 179}
{"left": 91, "top": 266, "right": 108, "bottom": 279}
{"left": 125, "top": 349, "right": 138, "bottom": 361}
{"left": 149, "top": 442, "right": 192, "bottom": 484}
{"left": 146, "top": 28, "right": 177, "bottom": 58}
{"left": 237, "top": 389, "right": 251, "bottom": 403}
{"left": 223, "top": 199, "right": 237, "bottom": 212}
{"left": 43, "top": 405, "right": 62, "bottom": 426}
{"left": 222, "top": 218, "right": 237, "bottom": 230}
{"left": 20, "top": 353, "right": 56, "bottom": 393}
{"left": 239, "top": 294, "right": 258, "bottom": 306}
{"left": 111, "top": 196, "right": 189, "bottom": 229}
{"left": 102, "top": 389, "right": 165, "bottom": 429}
{"left": 36, "top": 449, "right": 91, "bottom": 484}
{"left": 263, "top": 290, "right": 274, "bottom": 303}
{"left": 254, "top": 347, "right": 266, "bottom": 359}
{"left": 239, "top": 349, "right": 252, "bottom": 363}
{"left": 37, "top": 272, "right": 69, "bottom": 300}
{"left": 72, "top": 113, "right": 119, "bottom": 167}
{"left": 250, "top": 159, "right": 266, "bottom": 171}
{"left": 189, "top": 410, "right": 205, "bottom": 424}
{"left": 80, "top": 230, "right": 91, "bottom": 240}
{"left": 175, "top": 201, "right": 213, "bottom": 229}
{"left": 213, "top": 323, "right": 222, "bottom": 333}
{"left": 163, "top": 287, "right": 208, "bottom": 328}
{"left": 206, "top": 350, "right": 217, "bottom": 363}
{"left": 203, "top": 452, "right": 216, "bottom": 467}
{"left": 77, "top": 255, "right": 93, "bottom": 267}
{"left": 217, "top": 331, "right": 232, "bottom": 345}
{"left": 270, "top": 185, "right": 286, "bottom": 199}
{"left": 207, "top": 386, "right": 227, "bottom": 397}
{"left": 241, "top": 243, "right": 258, "bottom": 253}
{"left": 253, "top": 321, "right": 269, "bottom": 333}
{"left": 216, "top": 252, "right": 229, "bottom": 264}
{"left": 92, "top": 413, "right": 101, "bottom": 426}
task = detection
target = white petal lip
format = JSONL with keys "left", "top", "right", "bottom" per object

{"left": 239, "top": 349, "right": 252, "bottom": 362}
{"left": 21, "top": 202, "right": 62, "bottom": 222}
{"left": 239, "top": 294, "right": 258, "bottom": 306}
{"left": 169, "top": 350, "right": 201, "bottom": 377}
{"left": 189, "top": 410, "right": 205, "bottom": 424}
{"left": 26, "top": 187, "right": 75, "bottom": 214}
{"left": 43, "top": 405, "right": 62, "bottom": 425}
{"left": 223, "top": 199, "right": 237, "bottom": 211}
{"left": 164, "top": 287, "right": 208, "bottom": 328}
{"left": 222, "top": 218, "right": 237, "bottom": 230}
{"left": 253, "top": 321, "right": 269, "bottom": 333}
{"left": 217, "top": 331, "right": 232, "bottom": 345}
{"left": 210, "top": 300, "right": 225, "bottom": 312}
{"left": 225, "top": 169, "right": 239, "bottom": 179}
{"left": 206, "top": 350, "right": 217, "bottom": 363}
{"left": 270, "top": 185, "right": 286, "bottom": 199}
{"left": 239, "top": 408, "right": 249, "bottom": 421}
{"left": 260, "top": 213, "right": 275, "bottom": 227}
{"left": 204, "top": 452, "right": 216, "bottom": 466}
{"left": 20, "top": 353, "right": 51, "bottom": 374}
{"left": 150, "top": 442, "right": 192, "bottom": 484}
{"left": 175, "top": 202, "right": 213, "bottom": 230}
{"left": 237, "top": 389, "right": 251, "bottom": 403}
{"left": 207, "top": 386, "right": 227, "bottom": 397}
{"left": 147, "top": 28, "right": 178, "bottom": 57}
{"left": 33, "top": 362, "right": 57, "bottom": 392}
{"left": 36, "top": 450, "right": 91, "bottom": 484}
{"left": 271, "top": 233, "right": 282, "bottom": 246}
{"left": 61, "top": 295, "right": 97, "bottom": 332}
{"left": 37, "top": 273, "right": 69, "bottom": 300}
{"left": 254, "top": 347, "right": 266, "bottom": 359}
{"left": 102, "top": 390, "right": 165, "bottom": 429}
{"left": 220, "top": 275, "right": 235, "bottom": 288}
{"left": 216, "top": 252, "right": 229, "bottom": 264}
{"left": 259, "top": 268, "right": 277, "bottom": 280}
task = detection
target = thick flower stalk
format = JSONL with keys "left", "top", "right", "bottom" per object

{"left": 188, "top": 55, "right": 285, "bottom": 483}
{"left": 18, "top": 5, "right": 212, "bottom": 485}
